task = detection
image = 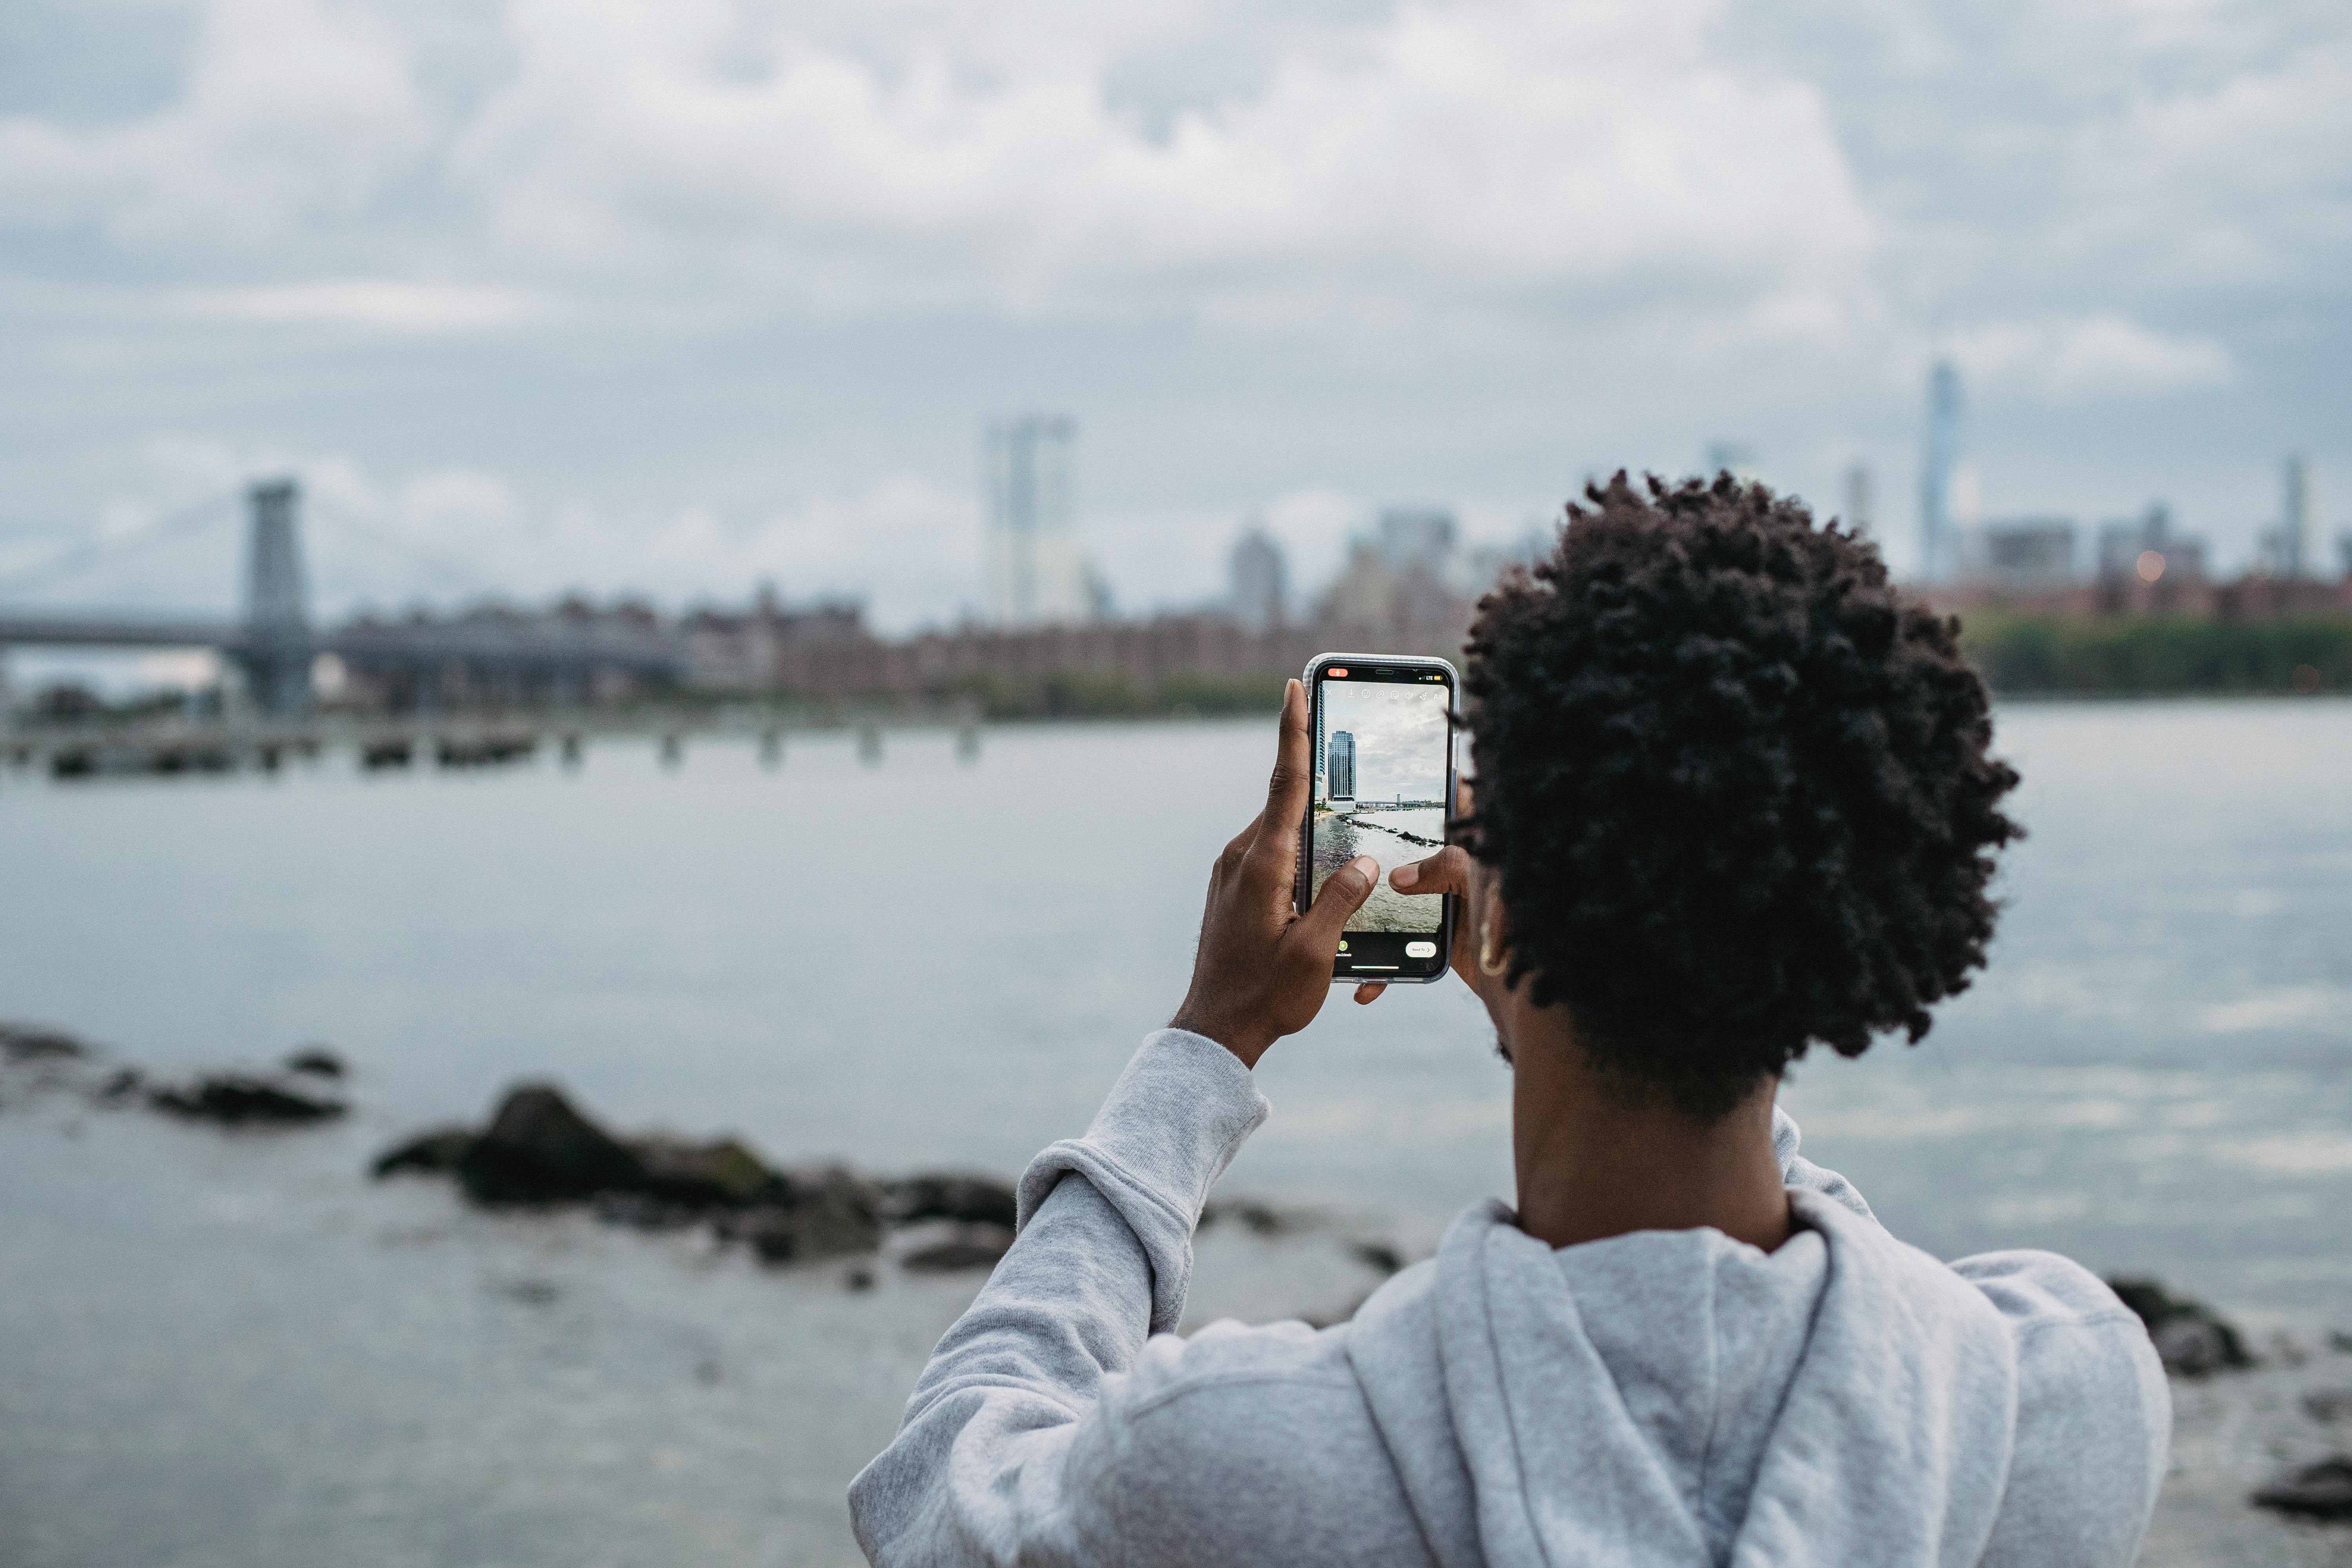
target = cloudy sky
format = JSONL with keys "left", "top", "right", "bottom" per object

{"left": 2, "top": 0, "right": 2345, "bottom": 632}
{"left": 1321, "top": 680, "right": 1450, "bottom": 804}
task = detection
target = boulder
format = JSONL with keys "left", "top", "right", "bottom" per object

{"left": 902, "top": 1226, "right": 1014, "bottom": 1273}
{"left": 2253, "top": 1456, "right": 2352, "bottom": 1521}
{"left": 148, "top": 1073, "right": 347, "bottom": 1125}
{"left": 630, "top": 1136, "right": 781, "bottom": 1209}
{"left": 718, "top": 1167, "right": 883, "bottom": 1263}
{"left": 2106, "top": 1276, "right": 2253, "bottom": 1376}
{"left": 882, "top": 1172, "right": 1018, "bottom": 1230}
{"left": 457, "top": 1083, "right": 645, "bottom": 1204}
{"left": 0, "top": 1024, "right": 87, "bottom": 1062}
{"left": 372, "top": 1126, "right": 477, "bottom": 1178}
{"left": 284, "top": 1047, "right": 346, "bottom": 1078}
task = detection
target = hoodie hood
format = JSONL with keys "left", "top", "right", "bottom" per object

{"left": 1348, "top": 1189, "right": 2020, "bottom": 1568}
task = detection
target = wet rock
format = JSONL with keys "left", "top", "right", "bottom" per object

{"left": 149, "top": 1073, "right": 347, "bottom": 1125}
{"left": 592, "top": 1190, "right": 699, "bottom": 1231}
{"left": 902, "top": 1226, "right": 1015, "bottom": 1273}
{"left": 882, "top": 1172, "right": 1018, "bottom": 1230}
{"left": 2253, "top": 1456, "right": 2352, "bottom": 1521}
{"left": 371, "top": 1126, "right": 478, "bottom": 1178}
{"left": 2107, "top": 1276, "right": 2254, "bottom": 1376}
{"left": 717, "top": 1169, "right": 883, "bottom": 1263}
{"left": 1200, "top": 1198, "right": 1293, "bottom": 1236}
{"left": 457, "top": 1083, "right": 646, "bottom": 1204}
{"left": 784, "top": 1166, "right": 885, "bottom": 1258}
{"left": 630, "top": 1136, "right": 781, "bottom": 1209}
{"left": 284, "top": 1047, "right": 345, "bottom": 1078}
{"left": 0, "top": 1024, "right": 88, "bottom": 1062}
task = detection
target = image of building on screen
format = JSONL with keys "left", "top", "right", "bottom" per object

{"left": 1327, "top": 730, "right": 1356, "bottom": 806}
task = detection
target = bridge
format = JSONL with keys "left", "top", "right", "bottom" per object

{"left": 0, "top": 480, "right": 691, "bottom": 717}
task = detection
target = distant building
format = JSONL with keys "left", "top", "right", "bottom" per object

{"left": 985, "top": 414, "right": 1097, "bottom": 627}
{"left": 1966, "top": 518, "right": 2076, "bottom": 589}
{"left": 1327, "top": 729, "right": 1356, "bottom": 804}
{"left": 1920, "top": 360, "right": 1962, "bottom": 582}
{"left": 1377, "top": 507, "right": 1457, "bottom": 575}
{"left": 2097, "top": 505, "right": 2206, "bottom": 586}
{"left": 1229, "top": 524, "right": 1287, "bottom": 632}
{"left": 1705, "top": 442, "right": 1759, "bottom": 482}
{"left": 2276, "top": 456, "right": 2310, "bottom": 579}
{"left": 1842, "top": 462, "right": 1873, "bottom": 537}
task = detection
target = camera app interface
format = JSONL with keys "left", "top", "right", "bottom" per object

{"left": 1310, "top": 670, "right": 1450, "bottom": 933}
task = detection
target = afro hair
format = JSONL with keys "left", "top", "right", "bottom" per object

{"left": 1462, "top": 471, "right": 2021, "bottom": 1120}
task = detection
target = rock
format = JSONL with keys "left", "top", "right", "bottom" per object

{"left": 592, "top": 1190, "right": 698, "bottom": 1230}
{"left": 371, "top": 1126, "right": 478, "bottom": 1178}
{"left": 2107, "top": 1276, "right": 2254, "bottom": 1376}
{"left": 846, "top": 1267, "right": 875, "bottom": 1292}
{"left": 2252, "top": 1456, "right": 2352, "bottom": 1521}
{"left": 0, "top": 1024, "right": 87, "bottom": 1062}
{"left": 882, "top": 1172, "right": 1018, "bottom": 1230}
{"left": 1200, "top": 1198, "right": 1292, "bottom": 1236}
{"left": 783, "top": 1166, "right": 884, "bottom": 1259}
{"left": 717, "top": 1168, "right": 883, "bottom": 1264}
{"left": 1349, "top": 1241, "right": 1406, "bottom": 1276}
{"left": 2304, "top": 1390, "right": 2352, "bottom": 1424}
{"left": 457, "top": 1083, "right": 646, "bottom": 1204}
{"left": 630, "top": 1135, "right": 782, "bottom": 1209}
{"left": 284, "top": 1047, "right": 345, "bottom": 1078}
{"left": 148, "top": 1073, "right": 347, "bottom": 1125}
{"left": 902, "top": 1226, "right": 1015, "bottom": 1273}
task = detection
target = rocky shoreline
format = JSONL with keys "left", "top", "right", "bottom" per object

{"left": 10, "top": 1016, "right": 2352, "bottom": 1559}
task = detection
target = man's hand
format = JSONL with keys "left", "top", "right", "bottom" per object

{"left": 1170, "top": 679, "right": 1379, "bottom": 1067}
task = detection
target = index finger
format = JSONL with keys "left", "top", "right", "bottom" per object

{"left": 1248, "top": 679, "right": 1314, "bottom": 866}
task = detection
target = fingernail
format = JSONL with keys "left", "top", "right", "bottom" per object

{"left": 1391, "top": 863, "right": 1417, "bottom": 889}
{"left": 1352, "top": 856, "right": 1378, "bottom": 881}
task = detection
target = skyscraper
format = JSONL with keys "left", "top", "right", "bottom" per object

{"left": 2281, "top": 455, "right": 2310, "bottom": 579}
{"left": 984, "top": 414, "right": 1093, "bottom": 626}
{"left": 1920, "top": 360, "right": 1962, "bottom": 582}
{"left": 1327, "top": 730, "right": 1356, "bottom": 804}
{"left": 1230, "top": 524, "right": 1287, "bottom": 632}
{"left": 1842, "top": 461, "right": 1873, "bottom": 537}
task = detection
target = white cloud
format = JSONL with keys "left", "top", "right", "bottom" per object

{"left": 174, "top": 281, "right": 541, "bottom": 331}
{"left": 1949, "top": 314, "right": 2234, "bottom": 401}
{"left": 0, "top": 0, "right": 431, "bottom": 247}
{"left": 450, "top": 0, "right": 1873, "bottom": 326}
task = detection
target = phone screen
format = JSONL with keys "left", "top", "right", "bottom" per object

{"left": 1305, "top": 657, "right": 1454, "bottom": 981}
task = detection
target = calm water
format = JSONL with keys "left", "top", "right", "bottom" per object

{"left": 2, "top": 702, "right": 2349, "bottom": 1565}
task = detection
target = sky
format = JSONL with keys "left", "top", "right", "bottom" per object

{"left": 1321, "top": 681, "right": 1450, "bottom": 804}
{"left": 1, "top": 0, "right": 2346, "bottom": 635}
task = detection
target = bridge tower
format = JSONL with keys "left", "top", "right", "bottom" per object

{"left": 240, "top": 478, "right": 312, "bottom": 716}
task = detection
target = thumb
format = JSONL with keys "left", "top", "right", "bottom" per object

{"left": 1298, "top": 855, "right": 1379, "bottom": 947}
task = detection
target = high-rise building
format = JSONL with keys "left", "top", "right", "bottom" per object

{"left": 1327, "top": 730, "right": 1356, "bottom": 803}
{"left": 1920, "top": 360, "right": 1962, "bottom": 582}
{"left": 1842, "top": 461, "right": 1873, "bottom": 537}
{"left": 984, "top": 414, "right": 1095, "bottom": 626}
{"left": 1229, "top": 524, "right": 1287, "bottom": 632}
{"left": 1376, "top": 507, "right": 1456, "bottom": 575}
{"left": 2280, "top": 455, "right": 2310, "bottom": 579}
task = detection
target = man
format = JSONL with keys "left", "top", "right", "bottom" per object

{"left": 850, "top": 474, "right": 2169, "bottom": 1566}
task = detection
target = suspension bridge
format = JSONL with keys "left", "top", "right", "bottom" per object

{"left": 0, "top": 479, "right": 691, "bottom": 717}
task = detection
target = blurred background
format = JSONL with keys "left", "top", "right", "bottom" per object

{"left": 1, "top": 2, "right": 2348, "bottom": 1565}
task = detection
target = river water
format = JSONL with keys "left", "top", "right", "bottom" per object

{"left": 2, "top": 701, "right": 2348, "bottom": 1566}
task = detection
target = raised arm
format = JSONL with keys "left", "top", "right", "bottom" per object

{"left": 848, "top": 682, "right": 1378, "bottom": 1566}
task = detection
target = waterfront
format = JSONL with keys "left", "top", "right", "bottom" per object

{"left": 3, "top": 701, "right": 2351, "bottom": 1564}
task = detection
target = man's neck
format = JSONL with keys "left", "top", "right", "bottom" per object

{"left": 1504, "top": 1002, "right": 1791, "bottom": 1255}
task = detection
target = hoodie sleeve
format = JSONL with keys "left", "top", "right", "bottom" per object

{"left": 846, "top": 1028, "right": 1269, "bottom": 1567}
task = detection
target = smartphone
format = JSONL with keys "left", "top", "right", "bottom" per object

{"left": 1296, "top": 652, "right": 1458, "bottom": 983}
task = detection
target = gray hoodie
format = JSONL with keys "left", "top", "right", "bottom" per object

{"left": 849, "top": 1030, "right": 2169, "bottom": 1566}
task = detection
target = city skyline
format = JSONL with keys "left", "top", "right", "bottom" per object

{"left": 1, "top": 0, "right": 2345, "bottom": 632}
